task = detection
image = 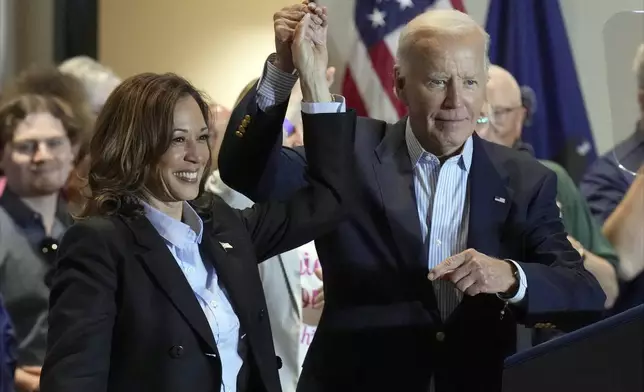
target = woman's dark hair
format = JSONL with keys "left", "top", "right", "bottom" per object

{"left": 76, "top": 72, "right": 213, "bottom": 219}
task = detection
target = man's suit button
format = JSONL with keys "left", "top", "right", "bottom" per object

{"left": 169, "top": 345, "right": 184, "bottom": 358}
{"left": 258, "top": 308, "right": 265, "bottom": 321}
{"left": 276, "top": 356, "right": 283, "bottom": 369}
{"left": 435, "top": 332, "right": 446, "bottom": 342}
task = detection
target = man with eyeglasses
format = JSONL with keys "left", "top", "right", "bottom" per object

{"left": 0, "top": 94, "right": 81, "bottom": 392}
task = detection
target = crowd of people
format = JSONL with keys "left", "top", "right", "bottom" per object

{"left": 0, "top": 1, "right": 642, "bottom": 391}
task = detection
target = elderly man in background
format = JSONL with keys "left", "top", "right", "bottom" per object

{"left": 479, "top": 65, "right": 619, "bottom": 309}
{"left": 219, "top": 3, "right": 605, "bottom": 391}
{"left": 58, "top": 56, "right": 121, "bottom": 116}
{"left": 580, "top": 44, "right": 644, "bottom": 311}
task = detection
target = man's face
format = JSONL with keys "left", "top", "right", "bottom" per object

{"left": 395, "top": 33, "right": 487, "bottom": 154}
{"left": 480, "top": 68, "right": 526, "bottom": 147}
{"left": 1, "top": 112, "right": 75, "bottom": 197}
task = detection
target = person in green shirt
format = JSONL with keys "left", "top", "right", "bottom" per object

{"left": 540, "top": 160, "right": 620, "bottom": 305}
{"left": 478, "top": 66, "right": 619, "bottom": 309}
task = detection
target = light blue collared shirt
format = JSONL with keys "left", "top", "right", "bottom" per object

{"left": 143, "top": 202, "right": 242, "bottom": 392}
{"left": 255, "top": 57, "right": 527, "bottom": 309}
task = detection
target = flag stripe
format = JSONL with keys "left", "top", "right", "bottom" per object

{"left": 368, "top": 41, "right": 407, "bottom": 119}
{"left": 346, "top": 22, "right": 399, "bottom": 122}
{"left": 342, "top": 0, "right": 467, "bottom": 122}
{"left": 341, "top": 68, "right": 369, "bottom": 117}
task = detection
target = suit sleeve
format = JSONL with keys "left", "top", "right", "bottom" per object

{"left": 516, "top": 171, "right": 607, "bottom": 328}
{"left": 218, "top": 85, "right": 309, "bottom": 203}
{"left": 40, "top": 221, "right": 118, "bottom": 392}
{"left": 236, "top": 111, "right": 356, "bottom": 262}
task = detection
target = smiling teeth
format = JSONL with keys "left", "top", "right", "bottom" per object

{"left": 175, "top": 171, "right": 197, "bottom": 180}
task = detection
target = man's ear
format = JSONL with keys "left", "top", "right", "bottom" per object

{"left": 393, "top": 65, "right": 407, "bottom": 104}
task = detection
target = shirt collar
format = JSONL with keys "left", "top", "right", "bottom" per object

{"left": 142, "top": 201, "right": 203, "bottom": 248}
{"left": 0, "top": 187, "right": 71, "bottom": 230}
{"left": 404, "top": 119, "right": 473, "bottom": 172}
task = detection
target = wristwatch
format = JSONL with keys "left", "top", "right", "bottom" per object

{"left": 498, "top": 260, "right": 520, "bottom": 300}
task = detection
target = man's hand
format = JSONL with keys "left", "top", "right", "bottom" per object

{"left": 291, "top": 4, "right": 328, "bottom": 78}
{"left": 312, "top": 267, "right": 324, "bottom": 309}
{"left": 428, "top": 249, "right": 518, "bottom": 296}
{"left": 15, "top": 367, "right": 41, "bottom": 392}
{"left": 273, "top": 1, "right": 327, "bottom": 73}
{"left": 292, "top": 5, "right": 331, "bottom": 102}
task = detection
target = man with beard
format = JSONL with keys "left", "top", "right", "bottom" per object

{"left": 0, "top": 94, "right": 82, "bottom": 392}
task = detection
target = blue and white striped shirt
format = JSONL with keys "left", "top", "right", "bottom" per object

{"left": 405, "top": 123, "right": 472, "bottom": 318}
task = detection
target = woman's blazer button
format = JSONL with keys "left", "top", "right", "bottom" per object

{"left": 169, "top": 345, "right": 185, "bottom": 359}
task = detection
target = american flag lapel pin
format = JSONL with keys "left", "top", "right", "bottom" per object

{"left": 219, "top": 242, "right": 233, "bottom": 252}
{"left": 494, "top": 196, "right": 506, "bottom": 204}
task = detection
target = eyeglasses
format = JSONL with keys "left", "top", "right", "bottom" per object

{"left": 490, "top": 106, "right": 523, "bottom": 124}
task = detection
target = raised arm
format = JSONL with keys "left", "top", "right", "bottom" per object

{"left": 239, "top": 109, "right": 355, "bottom": 261}
{"left": 218, "top": 67, "right": 308, "bottom": 202}
{"left": 231, "top": 9, "right": 354, "bottom": 261}
{"left": 218, "top": 3, "right": 344, "bottom": 203}
{"left": 40, "top": 221, "right": 118, "bottom": 392}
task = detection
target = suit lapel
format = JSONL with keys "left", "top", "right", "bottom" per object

{"left": 373, "top": 119, "right": 426, "bottom": 271}
{"left": 124, "top": 217, "right": 218, "bottom": 353}
{"left": 467, "top": 134, "right": 512, "bottom": 257}
{"left": 200, "top": 219, "right": 258, "bottom": 331}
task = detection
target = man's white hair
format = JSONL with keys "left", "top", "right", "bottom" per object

{"left": 396, "top": 9, "right": 490, "bottom": 74}
{"left": 633, "top": 43, "right": 644, "bottom": 89}
{"left": 58, "top": 56, "right": 122, "bottom": 111}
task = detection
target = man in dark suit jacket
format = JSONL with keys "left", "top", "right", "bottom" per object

{"left": 220, "top": 5, "right": 605, "bottom": 392}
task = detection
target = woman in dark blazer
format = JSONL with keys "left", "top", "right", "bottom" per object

{"left": 39, "top": 71, "right": 354, "bottom": 392}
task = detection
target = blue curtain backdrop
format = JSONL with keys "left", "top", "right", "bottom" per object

{"left": 485, "top": 0, "right": 597, "bottom": 182}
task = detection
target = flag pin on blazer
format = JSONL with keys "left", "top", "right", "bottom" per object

{"left": 494, "top": 196, "right": 506, "bottom": 203}
{"left": 219, "top": 242, "right": 233, "bottom": 251}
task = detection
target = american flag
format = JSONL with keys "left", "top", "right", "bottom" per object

{"left": 341, "top": 0, "right": 466, "bottom": 122}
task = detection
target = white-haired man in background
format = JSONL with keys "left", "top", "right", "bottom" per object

{"left": 219, "top": 4, "right": 605, "bottom": 391}
{"left": 58, "top": 56, "right": 121, "bottom": 115}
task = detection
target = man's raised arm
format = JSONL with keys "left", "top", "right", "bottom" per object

{"left": 218, "top": 2, "right": 345, "bottom": 202}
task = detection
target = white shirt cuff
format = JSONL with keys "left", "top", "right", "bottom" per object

{"left": 301, "top": 95, "right": 347, "bottom": 114}
{"left": 256, "top": 54, "right": 299, "bottom": 111}
{"left": 497, "top": 259, "right": 528, "bottom": 304}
